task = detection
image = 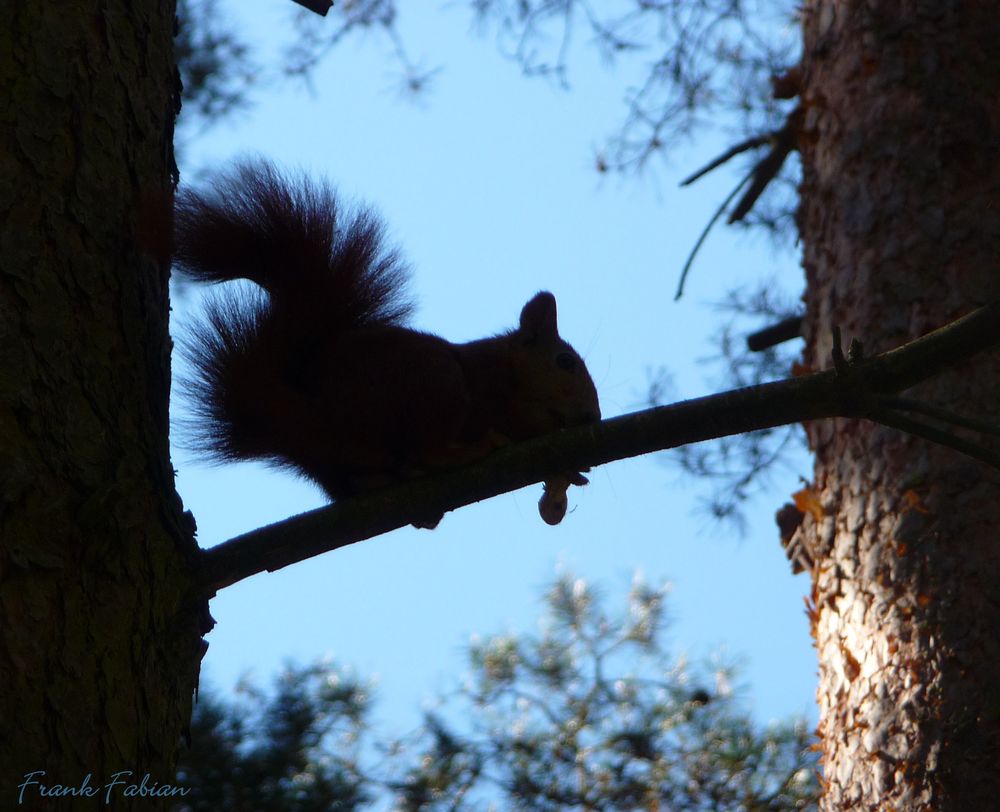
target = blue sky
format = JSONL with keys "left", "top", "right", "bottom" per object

{"left": 172, "top": 1, "right": 817, "bottom": 737}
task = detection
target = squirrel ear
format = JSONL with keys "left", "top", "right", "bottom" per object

{"left": 519, "top": 292, "right": 559, "bottom": 342}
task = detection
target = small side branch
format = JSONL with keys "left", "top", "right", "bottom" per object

{"left": 880, "top": 396, "right": 1000, "bottom": 439}
{"left": 675, "top": 106, "right": 802, "bottom": 299}
{"left": 674, "top": 168, "right": 754, "bottom": 300}
{"left": 831, "top": 326, "right": 849, "bottom": 375}
{"left": 868, "top": 395, "right": 1000, "bottom": 468}
{"left": 679, "top": 134, "right": 771, "bottom": 187}
{"left": 727, "top": 107, "right": 802, "bottom": 225}
{"left": 746, "top": 315, "right": 803, "bottom": 352}
{"left": 870, "top": 408, "right": 1000, "bottom": 470}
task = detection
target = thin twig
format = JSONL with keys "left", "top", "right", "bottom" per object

{"left": 871, "top": 408, "right": 1000, "bottom": 471}
{"left": 831, "top": 326, "right": 847, "bottom": 374}
{"left": 679, "top": 134, "right": 771, "bottom": 187}
{"left": 881, "top": 396, "right": 1000, "bottom": 438}
{"left": 674, "top": 166, "right": 754, "bottom": 300}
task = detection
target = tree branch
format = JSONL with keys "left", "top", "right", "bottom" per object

{"left": 746, "top": 315, "right": 803, "bottom": 352}
{"left": 197, "top": 301, "right": 1000, "bottom": 595}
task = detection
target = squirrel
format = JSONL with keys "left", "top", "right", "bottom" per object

{"left": 173, "top": 160, "right": 600, "bottom": 527}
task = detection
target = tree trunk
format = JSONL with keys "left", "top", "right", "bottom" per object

{"left": 797, "top": 2, "right": 1000, "bottom": 808}
{"left": 0, "top": 1, "right": 203, "bottom": 804}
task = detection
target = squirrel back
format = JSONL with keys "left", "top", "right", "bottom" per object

{"left": 174, "top": 161, "right": 600, "bottom": 515}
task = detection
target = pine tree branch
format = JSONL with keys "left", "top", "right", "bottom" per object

{"left": 197, "top": 301, "right": 1000, "bottom": 595}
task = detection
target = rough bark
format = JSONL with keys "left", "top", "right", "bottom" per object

{"left": 0, "top": 1, "right": 203, "bottom": 804}
{"left": 797, "top": 2, "right": 1000, "bottom": 808}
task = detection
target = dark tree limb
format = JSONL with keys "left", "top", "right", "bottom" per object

{"left": 746, "top": 315, "right": 803, "bottom": 352}
{"left": 196, "top": 301, "right": 1000, "bottom": 595}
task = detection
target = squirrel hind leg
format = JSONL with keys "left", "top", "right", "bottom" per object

{"left": 409, "top": 513, "right": 443, "bottom": 530}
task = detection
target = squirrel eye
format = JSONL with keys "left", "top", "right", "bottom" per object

{"left": 555, "top": 351, "right": 578, "bottom": 372}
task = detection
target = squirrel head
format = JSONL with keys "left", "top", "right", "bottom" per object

{"left": 506, "top": 292, "right": 601, "bottom": 437}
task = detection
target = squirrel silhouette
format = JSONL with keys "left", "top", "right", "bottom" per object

{"left": 174, "top": 160, "right": 600, "bottom": 526}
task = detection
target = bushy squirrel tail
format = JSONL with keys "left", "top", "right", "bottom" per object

{"left": 173, "top": 160, "right": 414, "bottom": 466}
{"left": 173, "top": 159, "right": 414, "bottom": 328}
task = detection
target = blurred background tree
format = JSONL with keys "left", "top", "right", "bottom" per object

{"left": 175, "top": 575, "right": 818, "bottom": 810}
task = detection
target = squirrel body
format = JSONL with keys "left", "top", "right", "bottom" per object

{"left": 174, "top": 161, "right": 599, "bottom": 520}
